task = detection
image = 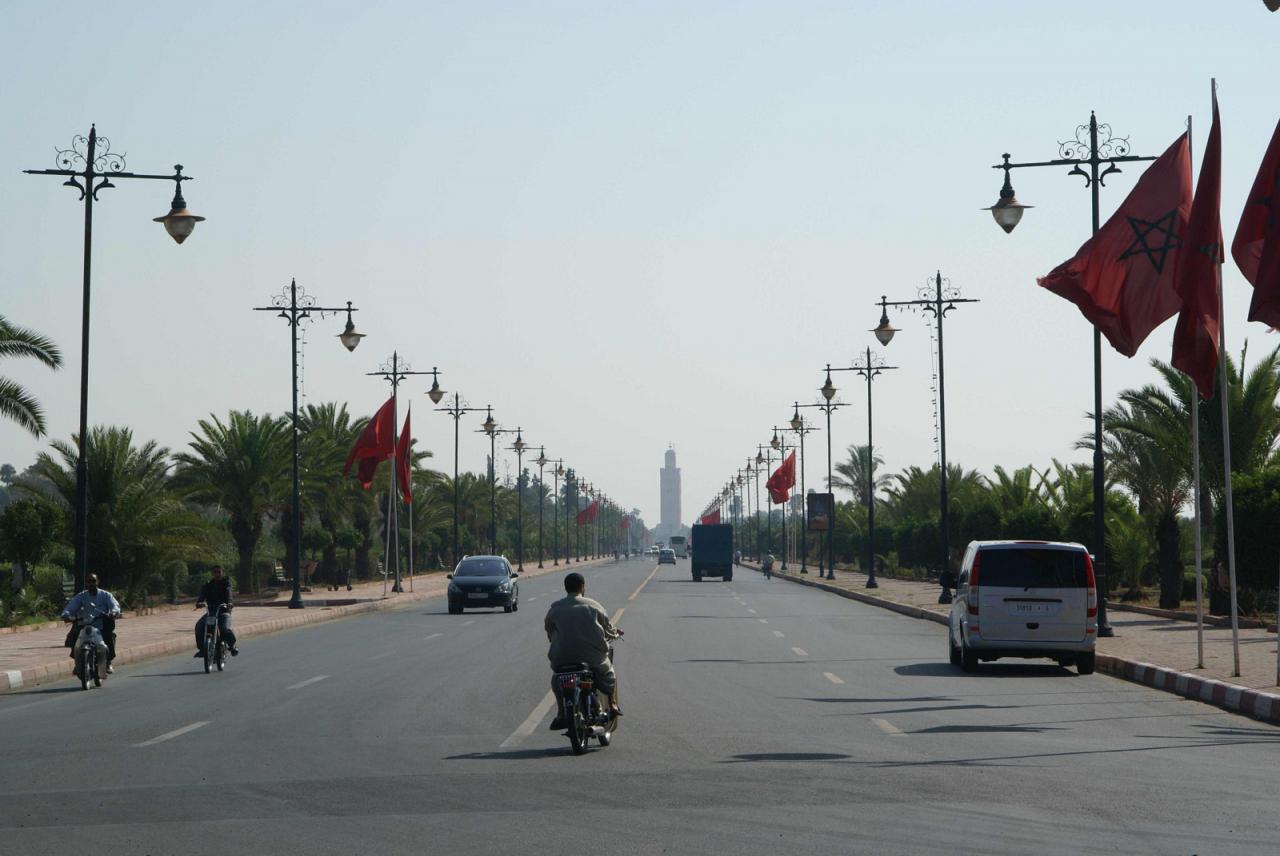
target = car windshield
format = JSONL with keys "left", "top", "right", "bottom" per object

{"left": 455, "top": 559, "right": 508, "bottom": 577}
{"left": 978, "top": 548, "right": 1087, "bottom": 588}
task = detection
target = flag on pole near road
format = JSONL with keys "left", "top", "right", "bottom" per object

{"left": 576, "top": 500, "right": 599, "bottom": 526}
{"left": 396, "top": 407, "right": 413, "bottom": 504}
{"left": 1172, "top": 91, "right": 1224, "bottom": 398}
{"left": 342, "top": 396, "right": 395, "bottom": 488}
{"left": 1233, "top": 116, "right": 1280, "bottom": 328}
{"left": 700, "top": 509, "right": 721, "bottom": 525}
{"left": 1037, "top": 133, "right": 1193, "bottom": 357}
{"left": 766, "top": 451, "right": 796, "bottom": 505}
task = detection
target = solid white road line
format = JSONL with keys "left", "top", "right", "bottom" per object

{"left": 772, "top": 630, "right": 785, "bottom": 638}
{"left": 501, "top": 690, "right": 557, "bottom": 748}
{"left": 133, "top": 721, "right": 210, "bottom": 748}
{"left": 286, "top": 675, "right": 329, "bottom": 691}
{"left": 791, "top": 647, "right": 808, "bottom": 657}
{"left": 823, "top": 672, "right": 845, "bottom": 685}
{"left": 369, "top": 651, "right": 396, "bottom": 661}
{"left": 629, "top": 565, "right": 661, "bottom": 601}
{"left": 873, "top": 718, "right": 906, "bottom": 737}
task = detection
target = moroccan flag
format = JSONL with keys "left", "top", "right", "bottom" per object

{"left": 1233, "top": 116, "right": 1280, "bottom": 328}
{"left": 1172, "top": 90, "right": 1223, "bottom": 398}
{"left": 700, "top": 509, "right": 721, "bottom": 525}
{"left": 620, "top": 516, "right": 630, "bottom": 530}
{"left": 395, "top": 407, "right": 413, "bottom": 504}
{"left": 766, "top": 451, "right": 796, "bottom": 505}
{"left": 342, "top": 397, "right": 395, "bottom": 488}
{"left": 576, "top": 500, "right": 599, "bottom": 526}
{"left": 1037, "top": 133, "right": 1193, "bottom": 357}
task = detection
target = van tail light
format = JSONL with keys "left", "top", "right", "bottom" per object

{"left": 1084, "top": 552, "right": 1098, "bottom": 618}
{"left": 967, "top": 549, "right": 982, "bottom": 616}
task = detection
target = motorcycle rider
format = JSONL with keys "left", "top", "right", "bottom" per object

{"left": 193, "top": 565, "right": 238, "bottom": 658}
{"left": 545, "top": 572, "right": 622, "bottom": 729}
{"left": 61, "top": 573, "right": 121, "bottom": 673}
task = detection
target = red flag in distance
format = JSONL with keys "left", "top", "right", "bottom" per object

{"left": 766, "top": 451, "right": 796, "bottom": 505}
{"left": 1233, "top": 117, "right": 1280, "bottom": 328}
{"left": 395, "top": 407, "right": 413, "bottom": 504}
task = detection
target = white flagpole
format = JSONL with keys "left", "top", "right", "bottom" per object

{"left": 1207, "top": 79, "right": 1241, "bottom": 677}
{"left": 1186, "top": 113, "right": 1205, "bottom": 670}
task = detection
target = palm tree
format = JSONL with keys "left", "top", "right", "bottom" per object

{"left": 172, "top": 411, "right": 290, "bottom": 593}
{"left": 24, "top": 426, "right": 213, "bottom": 601}
{"left": 830, "top": 444, "right": 891, "bottom": 505}
{"left": 0, "top": 314, "right": 62, "bottom": 437}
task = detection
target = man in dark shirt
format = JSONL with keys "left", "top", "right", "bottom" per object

{"left": 193, "top": 566, "right": 238, "bottom": 657}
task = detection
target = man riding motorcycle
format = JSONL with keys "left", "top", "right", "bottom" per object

{"left": 193, "top": 565, "right": 238, "bottom": 658}
{"left": 61, "top": 573, "right": 121, "bottom": 673}
{"left": 544, "top": 572, "right": 622, "bottom": 729}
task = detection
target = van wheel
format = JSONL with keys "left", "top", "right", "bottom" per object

{"left": 960, "top": 636, "right": 978, "bottom": 673}
{"left": 1076, "top": 652, "right": 1096, "bottom": 675}
{"left": 948, "top": 631, "right": 961, "bottom": 666}
{"left": 693, "top": 572, "right": 701, "bottom": 582}
{"left": 724, "top": 571, "right": 732, "bottom": 582}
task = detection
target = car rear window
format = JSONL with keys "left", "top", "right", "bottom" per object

{"left": 977, "top": 548, "right": 1087, "bottom": 588}
{"left": 456, "top": 559, "right": 507, "bottom": 576}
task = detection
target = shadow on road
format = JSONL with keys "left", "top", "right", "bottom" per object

{"left": 910, "top": 724, "right": 1066, "bottom": 735}
{"left": 126, "top": 671, "right": 207, "bottom": 679}
{"left": 445, "top": 748, "right": 569, "bottom": 761}
{"left": 725, "top": 752, "right": 851, "bottom": 763}
{"left": 3, "top": 685, "right": 83, "bottom": 696}
{"left": 894, "top": 662, "right": 1072, "bottom": 678}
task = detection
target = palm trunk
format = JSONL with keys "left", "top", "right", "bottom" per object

{"left": 1156, "top": 511, "right": 1182, "bottom": 610}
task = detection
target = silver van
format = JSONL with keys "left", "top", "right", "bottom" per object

{"left": 948, "top": 540, "right": 1097, "bottom": 675}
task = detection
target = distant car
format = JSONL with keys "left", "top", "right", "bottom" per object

{"left": 949, "top": 540, "right": 1097, "bottom": 674}
{"left": 447, "top": 555, "right": 520, "bottom": 614}
{"left": 657, "top": 548, "right": 676, "bottom": 565}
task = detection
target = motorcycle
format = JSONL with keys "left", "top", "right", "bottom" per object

{"left": 553, "top": 642, "right": 620, "bottom": 755}
{"left": 72, "top": 607, "right": 110, "bottom": 690}
{"left": 201, "top": 603, "right": 231, "bottom": 674}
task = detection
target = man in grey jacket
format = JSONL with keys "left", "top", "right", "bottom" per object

{"left": 545, "top": 572, "right": 622, "bottom": 728}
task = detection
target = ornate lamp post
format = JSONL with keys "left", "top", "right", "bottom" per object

{"left": 24, "top": 127, "right": 204, "bottom": 594}
{"left": 435, "top": 394, "right": 487, "bottom": 568}
{"left": 548, "top": 460, "right": 565, "bottom": 565}
{"left": 367, "top": 356, "right": 442, "bottom": 592}
{"left": 788, "top": 405, "right": 821, "bottom": 574}
{"left": 983, "top": 115, "right": 1155, "bottom": 634}
{"left": 507, "top": 429, "right": 529, "bottom": 571}
{"left": 874, "top": 272, "right": 978, "bottom": 604}
{"left": 535, "top": 448, "right": 548, "bottom": 568}
{"left": 564, "top": 469, "right": 577, "bottom": 563}
{"left": 254, "top": 281, "right": 364, "bottom": 608}
{"left": 809, "top": 372, "right": 849, "bottom": 580}
{"left": 756, "top": 445, "right": 773, "bottom": 558}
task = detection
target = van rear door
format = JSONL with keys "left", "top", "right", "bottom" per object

{"left": 977, "top": 546, "right": 1089, "bottom": 643}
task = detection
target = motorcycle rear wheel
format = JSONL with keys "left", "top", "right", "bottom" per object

{"left": 216, "top": 642, "right": 225, "bottom": 671}
{"left": 569, "top": 709, "right": 588, "bottom": 755}
{"left": 204, "top": 634, "right": 213, "bottom": 674}
{"left": 78, "top": 651, "right": 90, "bottom": 691}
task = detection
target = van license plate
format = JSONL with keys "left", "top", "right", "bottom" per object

{"left": 467, "top": 592, "right": 487, "bottom": 599}
{"left": 1011, "top": 603, "right": 1051, "bottom": 615}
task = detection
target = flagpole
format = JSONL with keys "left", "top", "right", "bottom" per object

{"left": 407, "top": 403, "right": 414, "bottom": 593}
{"left": 1184, "top": 113, "right": 1206, "bottom": 670}
{"left": 389, "top": 353, "right": 401, "bottom": 594}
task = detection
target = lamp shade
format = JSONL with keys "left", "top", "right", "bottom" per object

{"left": 821, "top": 374, "right": 836, "bottom": 401}
{"left": 338, "top": 320, "right": 364, "bottom": 352}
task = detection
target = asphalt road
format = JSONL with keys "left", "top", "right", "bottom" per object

{"left": 1, "top": 556, "right": 1276, "bottom": 855}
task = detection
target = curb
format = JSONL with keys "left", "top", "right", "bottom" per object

{"left": 0, "top": 556, "right": 613, "bottom": 694}
{"left": 744, "top": 563, "right": 1280, "bottom": 727}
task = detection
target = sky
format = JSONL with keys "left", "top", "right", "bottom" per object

{"left": 2, "top": 1, "right": 1278, "bottom": 529}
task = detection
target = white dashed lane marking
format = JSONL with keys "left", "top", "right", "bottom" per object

{"left": 772, "top": 631, "right": 785, "bottom": 638}
{"left": 792, "top": 648, "right": 808, "bottom": 657}
{"left": 873, "top": 718, "right": 906, "bottom": 737}
{"left": 823, "top": 672, "right": 845, "bottom": 685}
{"left": 286, "top": 675, "right": 329, "bottom": 691}
{"left": 133, "top": 721, "right": 210, "bottom": 748}
{"left": 369, "top": 651, "right": 396, "bottom": 661}
{"left": 424, "top": 633, "right": 442, "bottom": 641}
{"left": 501, "top": 691, "right": 557, "bottom": 749}
{"left": 758, "top": 619, "right": 768, "bottom": 624}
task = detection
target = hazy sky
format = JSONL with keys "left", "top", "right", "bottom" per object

{"left": 2, "top": 1, "right": 1277, "bottom": 528}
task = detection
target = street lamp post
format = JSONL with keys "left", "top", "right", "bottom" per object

{"left": 836, "top": 351, "right": 898, "bottom": 588}
{"left": 255, "top": 281, "right": 364, "bottom": 608}
{"left": 435, "top": 393, "right": 487, "bottom": 568}
{"left": 507, "top": 429, "right": 528, "bottom": 571}
{"left": 873, "top": 272, "right": 978, "bottom": 604}
{"left": 25, "top": 127, "right": 204, "bottom": 594}
{"left": 798, "top": 390, "right": 848, "bottom": 580}
{"left": 788, "top": 405, "right": 821, "bottom": 574}
{"left": 367, "top": 356, "right": 443, "bottom": 592}
{"left": 984, "top": 115, "right": 1154, "bottom": 634}
{"left": 535, "top": 448, "right": 548, "bottom": 568}
{"left": 548, "top": 460, "right": 564, "bottom": 565}
{"left": 756, "top": 446, "right": 773, "bottom": 558}
{"left": 564, "top": 470, "right": 576, "bottom": 563}
{"left": 769, "top": 430, "right": 790, "bottom": 570}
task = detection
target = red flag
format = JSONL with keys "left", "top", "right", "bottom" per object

{"left": 576, "top": 500, "right": 599, "bottom": 526}
{"left": 620, "top": 516, "right": 631, "bottom": 530}
{"left": 700, "top": 509, "right": 721, "bottom": 525}
{"left": 1233, "top": 117, "right": 1280, "bottom": 327}
{"left": 395, "top": 407, "right": 413, "bottom": 504}
{"left": 1037, "top": 133, "right": 1193, "bottom": 357}
{"left": 1172, "top": 91, "right": 1223, "bottom": 398}
{"left": 343, "top": 397, "right": 395, "bottom": 488}
{"left": 766, "top": 451, "right": 796, "bottom": 505}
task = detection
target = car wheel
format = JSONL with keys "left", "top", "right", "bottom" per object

{"left": 1076, "top": 651, "right": 1096, "bottom": 675}
{"left": 512, "top": 598, "right": 519, "bottom": 612}
{"left": 960, "top": 634, "right": 978, "bottom": 673}
{"left": 948, "top": 630, "right": 961, "bottom": 666}
{"left": 448, "top": 605, "right": 463, "bottom": 615}
{"left": 503, "top": 603, "right": 513, "bottom": 613}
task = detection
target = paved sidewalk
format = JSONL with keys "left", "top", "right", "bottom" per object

{"left": 743, "top": 560, "right": 1280, "bottom": 725}
{"left": 0, "top": 556, "right": 612, "bottom": 693}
